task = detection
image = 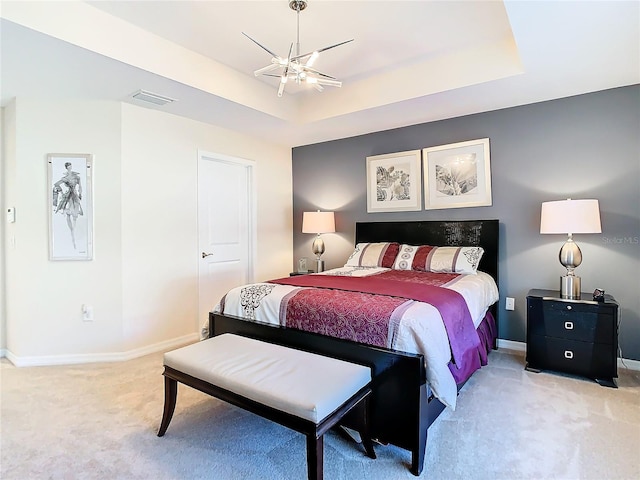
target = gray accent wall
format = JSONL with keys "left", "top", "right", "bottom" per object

{"left": 292, "top": 85, "right": 640, "bottom": 361}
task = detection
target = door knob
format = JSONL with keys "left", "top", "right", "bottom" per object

{"left": 202, "top": 252, "right": 213, "bottom": 258}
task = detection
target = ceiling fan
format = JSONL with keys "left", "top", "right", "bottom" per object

{"left": 243, "top": 0, "right": 353, "bottom": 97}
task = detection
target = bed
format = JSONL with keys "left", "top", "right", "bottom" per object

{"left": 209, "top": 219, "right": 499, "bottom": 475}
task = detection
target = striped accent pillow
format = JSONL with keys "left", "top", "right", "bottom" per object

{"left": 345, "top": 242, "right": 400, "bottom": 268}
{"left": 393, "top": 245, "right": 484, "bottom": 274}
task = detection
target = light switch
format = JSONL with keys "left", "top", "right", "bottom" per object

{"left": 6, "top": 207, "right": 15, "bottom": 223}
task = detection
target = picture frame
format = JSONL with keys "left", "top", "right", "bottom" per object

{"left": 297, "top": 257, "right": 308, "bottom": 273}
{"left": 47, "top": 153, "right": 94, "bottom": 260}
{"left": 366, "top": 150, "right": 422, "bottom": 213}
{"left": 422, "top": 138, "right": 492, "bottom": 210}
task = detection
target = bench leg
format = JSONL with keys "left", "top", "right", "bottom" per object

{"left": 360, "top": 395, "right": 376, "bottom": 459}
{"left": 157, "top": 376, "right": 178, "bottom": 437}
{"left": 306, "top": 434, "right": 323, "bottom": 480}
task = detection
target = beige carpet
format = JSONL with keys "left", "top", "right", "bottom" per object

{"left": 1, "top": 348, "right": 639, "bottom": 480}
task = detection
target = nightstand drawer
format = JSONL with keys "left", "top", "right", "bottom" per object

{"left": 527, "top": 335, "right": 616, "bottom": 379}
{"left": 528, "top": 301, "right": 614, "bottom": 344}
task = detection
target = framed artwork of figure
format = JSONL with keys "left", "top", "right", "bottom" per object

{"left": 47, "top": 153, "right": 93, "bottom": 260}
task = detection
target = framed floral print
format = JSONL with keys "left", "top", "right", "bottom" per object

{"left": 366, "top": 150, "right": 422, "bottom": 213}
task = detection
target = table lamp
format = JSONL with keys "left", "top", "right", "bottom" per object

{"left": 302, "top": 210, "right": 335, "bottom": 272}
{"left": 540, "top": 198, "right": 601, "bottom": 299}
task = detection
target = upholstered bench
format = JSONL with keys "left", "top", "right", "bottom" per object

{"left": 157, "top": 334, "right": 376, "bottom": 480}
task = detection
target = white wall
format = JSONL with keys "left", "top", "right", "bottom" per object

{"left": 2, "top": 98, "right": 292, "bottom": 365}
{"left": 0, "top": 105, "right": 8, "bottom": 354}
{"left": 119, "top": 103, "right": 293, "bottom": 351}
{"left": 4, "top": 98, "right": 124, "bottom": 362}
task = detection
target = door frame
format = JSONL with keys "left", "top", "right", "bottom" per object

{"left": 197, "top": 149, "right": 257, "bottom": 331}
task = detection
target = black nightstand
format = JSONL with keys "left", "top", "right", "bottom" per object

{"left": 525, "top": 289, "right": 618, "bottom": 388}
{"left": 290, "top": 270, "right": 314, "bottom": 276}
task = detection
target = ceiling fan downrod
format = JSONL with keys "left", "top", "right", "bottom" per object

{"left": 291, "top": 0, "right": 306, "bottom": 82}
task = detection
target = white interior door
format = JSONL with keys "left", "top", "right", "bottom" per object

{"left": 198, "top": 151, "right": 255, "bottom": 332}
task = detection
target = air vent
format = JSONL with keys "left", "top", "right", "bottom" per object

{"left": 130, "top": 90, "right": 176, "bottom": 106}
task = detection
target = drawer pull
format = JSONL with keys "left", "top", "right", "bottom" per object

{"left": 566, "top": 305, "right": 572, "bottom": 311}
{"left": 564, "top": 321, "right": 574, "bottom": 330}
{"left": 564, "top": 350, "right": 574, "bottom": 359}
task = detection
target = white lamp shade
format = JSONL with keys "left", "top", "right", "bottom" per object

{"left": 540, "top": 199, "right": 602, "bottom": 234}
{"left": 302, "top": 211, "right": 335, "bottom": 234}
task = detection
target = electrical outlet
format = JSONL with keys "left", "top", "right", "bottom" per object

{"left": 82, "top": 304, "right": 94, "bottom": 321}
{"left": 505, "top": 297, "right": 515, "bottom": 311}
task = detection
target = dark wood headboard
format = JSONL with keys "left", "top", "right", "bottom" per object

{"left": 355, "top": 219, "right": 500, "bottom": 286}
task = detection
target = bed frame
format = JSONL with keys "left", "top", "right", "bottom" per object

{"left": 210, "top": 219, "right": 499, "bottom": 475}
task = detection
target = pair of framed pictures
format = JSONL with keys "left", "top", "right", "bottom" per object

{"left": 366, "top": 138, "right": 492, "bottom": 213}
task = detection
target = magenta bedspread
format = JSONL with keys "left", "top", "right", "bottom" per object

{"left": 270, "top": 271, "right": 481, "bottom": 382}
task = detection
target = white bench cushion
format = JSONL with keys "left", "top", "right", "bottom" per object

{"left": 164, "top": 334, "right": 372, "bottom": 424}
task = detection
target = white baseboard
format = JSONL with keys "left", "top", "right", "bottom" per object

{"left": 496, "top": 339, "right": 640, "bottom": 372}
{"left": 618, "top": 357, "right": 640, "bottom": 371}
{"left": 497, "top": 339, "right": 526, "bottom": 353}
{"left": 2, "top": 333, "right": 199, "bottom": 367}
{"left": 3, "top": 335, "right": 640, "bottom": 372}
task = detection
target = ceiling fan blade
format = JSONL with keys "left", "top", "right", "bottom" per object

{"left": 305, "top": 51, "right": 320, "bottom": 67}
{"left": 253, "top": 63, "right": 281, "bottom": 77}
{"left": 242, "top": 32, "right": 279, "bottom": 58}
{"left": 315, "top": 78, "right": 342, "bottom": 88}
{"left": 304, "top": 76, "right": 340, "bottom": 88}
{"left": 290, "top": 39, "right": 354, "bottom": 62}
{"left": 281, "top": 43, "right": 294, "bottom": 77}
{"left": 277, "top": 43, "right": 294, "bottom": 97}
{"left": 300, "top": 65, "right": 337, "bottom": 80}
{"left": 314, "top": 38, "right": 355, "bottom": 54}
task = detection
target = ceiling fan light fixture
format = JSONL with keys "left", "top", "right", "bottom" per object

{"left": 317, "top": 78, "right": 342, "bottom": 88}
{"left": 244, "top": 0, "right": 353, "bottom": 97}
{"left": 307, "top": 51, "right": 320, "bottom": 67}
